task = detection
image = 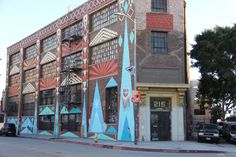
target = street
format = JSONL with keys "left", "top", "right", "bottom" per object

{"left": 0, "top": 137, "right": 235, "bottom": 157}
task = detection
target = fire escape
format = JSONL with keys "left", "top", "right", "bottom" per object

{"left": 59, "top": 33, "right": 83, "bottom": 110}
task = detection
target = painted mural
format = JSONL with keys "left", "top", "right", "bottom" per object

{"left": 117, "top": 0, "right": 135, "bottom": 142}
{"left": 21, "top": 117, "right": 34, "bottom": 134}
{"left": 89, "top": 60, "right": 118, "bottom": 80}
{"left": 89, "top": 81, "right": 107, "bottom": 133}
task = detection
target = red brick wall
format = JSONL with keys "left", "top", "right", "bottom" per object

{"left": 146, "top": 13, "right": 173, "bottom": 31}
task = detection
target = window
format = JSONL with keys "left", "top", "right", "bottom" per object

{"left": 62, "top": 52, "right": 83, "bottom": 71}
{"left": 24, "top": 68, "right": 36, "bottom": 83}
{"left": 10, "top": 52, "right": 20, "bottom": 66}
{"left": 22, "top": 93, "right": 35, "bottom": 116}
{"left": 106, "top": 87, "right": 118, "bottom": 123}
{"left": 9, "top": 74, "right": 20, "bottom": 87}
{"left": 60, "top": 84, "right": 81, "bottom": 105}
{"left": 39, "top": 115, "right": 54, "bottom": 130}
{"left": 42, "top": 34, "right": 57, "bottom": 53}
{"left": 7, "top": 96, "right": 18, "bottom": 116}
{"left": 151, "top": 32, "right": 168, "bottom": 54}
{"left": 61, "top": 114, "right": 81, "bottom": 132}
{"left": 91, "top": 39, "right": 118, "bottom": 64}
{"left": 41, "top": 61, "right": 56, "bottom": 78}
{"left": 152, "top": 0, "right": 167, "bottom": 12}
{"left": 39, "top": 89, "right": 56, "bottom": 106}
{"left": 91, "top": 3, "right": 118, "bottom": 31}
{"left": 62, "top": 21, "right": 83, "bottom": 40}
{"left": 25, "top": 45, "right": 37, "bottom": 60}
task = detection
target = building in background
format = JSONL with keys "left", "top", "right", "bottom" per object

{"left": 188, "top": 80, "right": 211, "bottom": 129}
{"left": 5, "top": 0, "right": 189, "bottom": 141}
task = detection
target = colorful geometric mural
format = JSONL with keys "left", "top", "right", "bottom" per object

{"left": 9, "top": 65, "right": 20, "bottom": 75}
{"left": 40, "top": 51, "right": 56, "bottom": 65}
{"left": 39, "top": 77, "right": 57, "bottom": 90}
{"left": 8, "top": 86, "right": 20, "bottom": 97}
{"left": 61, "top": 40, "right": 83, "bottom": 57}
{"left": 60, "top": 106, "right": 81, "bottom": 114}
{"left": 23, "top": 58, "right": 37, "bottom": 70}
{"left": 117, "top": 0, "right": 135, "bottom": 142}
{"left": 60, "top": 73, "right": 82, "bottom": 86}
{"left": 106, "top": 77, "right": 118, "bottom": 88}
{"left": 39, "top": 105, "right": 55, "bottom": 115}
{"left": 39, "top": 131, "right": 52, "bottom": 136}
{"left": 89, "top": 28, "right": 118, "bottom": 47}
{"left": 89, "top": 60, "right": 118, "bottom": 80}
{"left": 89, "top": 133, "right": 116, "bottom": 141}
{"left": 89, "top": 81, "right": 107, "bottom": 133}
{"left": 106, "top": 126, "right": 118, "bottom": 135}
{"left": 21, "top": 117, "right": 34, "bottom": 134}
{"left": 60, "top": 132, "right": 80, "bottom": 138}
{"left": 22, "top": 83, "right": 36, "bottom": 94}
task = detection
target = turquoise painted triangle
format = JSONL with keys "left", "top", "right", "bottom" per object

{"left": 39, "top": 106, "right": 54, "bottom": 115}
{"left": 69, "top": 107, "right": 81, "bottom": 114}
{"left": 89, "top": 133, "right": 116, "bottom": 141}
{"left": 106, "top": 77, "right": 118, "bottom": 88}
{"left": 60, "top": 106, "right": 69, "bottom": 114}
{"left": 21, "top": 127, "right": 33, "bottom": 134}
{"left": 60, "top": 132, "right": 79, "bottom": 138}
{"left": 106, "top": 126, "right": 117, "bottom": 134}
{"left": 121, "top": 116, "right": 131, "bottom": 141}
{"left": 39, "top": 131, "right": 52, "bottom": 136}
{"left": 21, "top": 117, "right": 33, "bottom": 128}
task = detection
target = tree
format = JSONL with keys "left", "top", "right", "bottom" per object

{"left": 210, "top": 106, "right": 222, "bottom": 124}
{"left": 191, "top": 25, "right": 236, "bottom": 120}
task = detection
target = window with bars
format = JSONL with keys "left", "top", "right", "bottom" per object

{"left": 62, "top": 52, "right": 83, "bottom": 71}
{"left": 39, "top": 89, "right": 56, "bottom": 106}
{"left": 41, "top": 61, "right": 56, "bottom": 79}
{"left": 60, "top": 84, "right": 81, "bottom": 105}
{"left": 10, "top": 52, "right": 20, "bottom": 66}
{"left": 151, "top": 31, "right": 168, "bottom": 54}
{"left": 22, "top": 93, "right": 35, "bottom": 116}
{"left": 24, "top": 68, "right": 36, "bottom": 83}
{"left": 9, "top": 74, "right": 20, "bottom": 87}
{"left": 91, "top": 3, "right": 118, "bottom": 31}
{"left": 61, "top": 114, "right": 81, "bottom": 132}
{"left": 152, "top": 0, "right": 167, "bottom": 12}
{"left": 39, "top": 115, "right": 54, "bottom": 131}
{"left": 7, "top": 96, "right": 18, "bottom": 116}
{"left": 106, "top": 87, "right": 118, "bottom": 124}
{"left": 42, "top": 34, "right": 57, "bottom": 53}
{"left": 62, "top": 21, "right": 83, "bottom": 40}
{"left": 91, "top": 39, "right": 118, "bottom": 65}
{"left": 25, "top": 45, "right": 37, "bottom": 60}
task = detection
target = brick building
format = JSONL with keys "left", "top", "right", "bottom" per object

{"left": 5, "top": 0, "right": 189, "bottom": 141}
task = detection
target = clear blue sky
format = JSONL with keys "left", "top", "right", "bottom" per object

{"left": 0, "top": 0, "right": 236, "bottom": 98}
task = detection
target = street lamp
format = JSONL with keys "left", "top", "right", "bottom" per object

{"left": 114, "top": 12, "right": 138, "bottom": 145}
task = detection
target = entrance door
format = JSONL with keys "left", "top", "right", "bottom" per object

{"left": 151, "top": 112, "right": 171, "bottom": 141}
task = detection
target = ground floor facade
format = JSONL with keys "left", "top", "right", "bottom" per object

{"left": 5, "top": 82, "right": 188, "bottom": 142}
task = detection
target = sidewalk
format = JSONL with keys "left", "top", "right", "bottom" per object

{"left": 19, "top": 134, "right": 236, "bottom": 154}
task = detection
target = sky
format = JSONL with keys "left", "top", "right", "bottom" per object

{"left": 0, "top": 0, "right": 236, "bottom": 98}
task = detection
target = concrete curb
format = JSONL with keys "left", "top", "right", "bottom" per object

{"left": 18, "top": 136, "right": 226, "bottom": 154}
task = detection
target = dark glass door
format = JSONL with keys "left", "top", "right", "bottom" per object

{"left": 151, "top": 112, "right": 171, "bottom": 141}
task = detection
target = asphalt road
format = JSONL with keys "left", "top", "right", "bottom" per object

{"left": 0, "top": 136, "right": 235, "bottom": 157}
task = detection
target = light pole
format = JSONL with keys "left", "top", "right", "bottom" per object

{"left": 114, "top": 12, "right": 138, "bottom": 144}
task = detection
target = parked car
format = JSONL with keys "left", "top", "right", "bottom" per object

{"left": 223, "top": 124, "right": 236, "bottom": 143}
{"left": 197, "top": 123, "right": 220, "bottom": 144}
{"left": 0, "top": 123, "right": 16, "bottom": 136}
{"left": 222, "top": 122, "right": 236, "bottom": 139}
